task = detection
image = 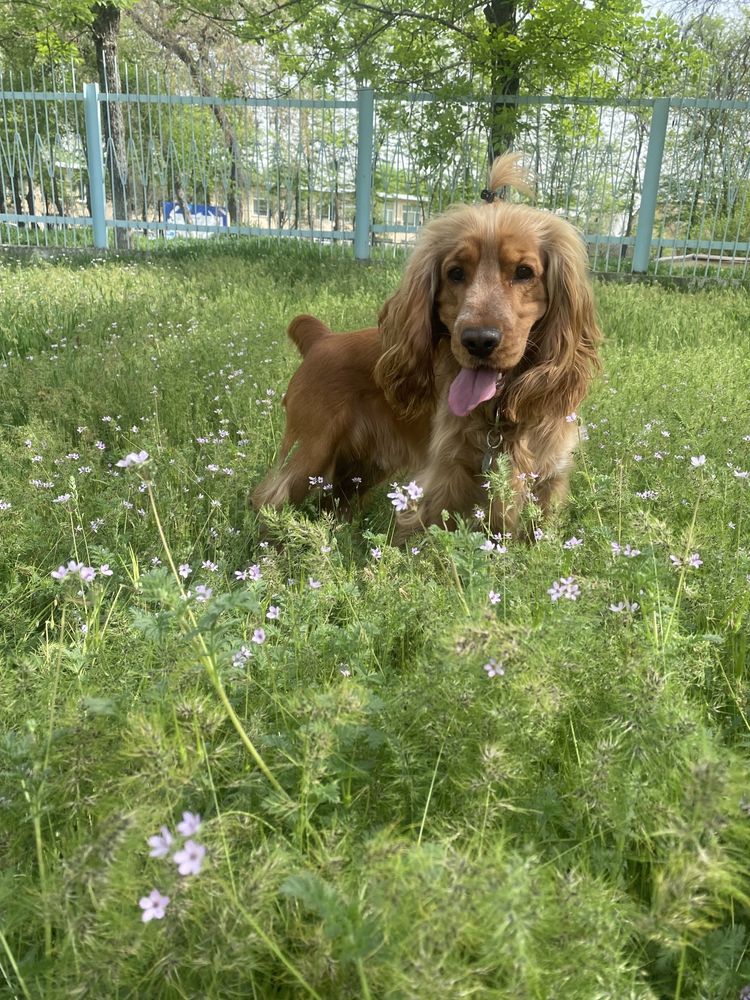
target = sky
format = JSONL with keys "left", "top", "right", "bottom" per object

{"left": 642, "top": 0, "right": 745, "bottom": 15}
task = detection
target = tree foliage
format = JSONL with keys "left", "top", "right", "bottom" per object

{"left": 235, "top": 0, "right": 649, "bottom": 95}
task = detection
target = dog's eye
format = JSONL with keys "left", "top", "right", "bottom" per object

{"left": 447, "top": 266, "right": 465, "bottom": 283}
{"left": 514, "top": 264, "right": 534, "bottom": 281}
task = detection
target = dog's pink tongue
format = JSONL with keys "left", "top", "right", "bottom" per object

{"left": 448, "top": 368, "right": 500, "bottom": 417}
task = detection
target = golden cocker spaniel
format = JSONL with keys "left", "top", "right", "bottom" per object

{"left": 253, "top": 154, "right": 601, "bottom": 537}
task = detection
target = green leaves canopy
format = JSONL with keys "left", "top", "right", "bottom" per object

{"left": 236, "top": 0, "right": 650, "bottom": 94}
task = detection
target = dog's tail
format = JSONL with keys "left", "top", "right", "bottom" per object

{"left": 287, "top": 314, "right": 331, "bottom": 357}
{"left": 486, "top": 153, "right": 536, "bottom": 200}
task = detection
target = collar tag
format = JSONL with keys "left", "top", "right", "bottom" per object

{"left": 481, "top": 410, "right": 504, "bottom": 473}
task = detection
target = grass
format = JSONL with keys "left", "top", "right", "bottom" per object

{"left": 1, "top": 239, "right": 749, "bottom": 999}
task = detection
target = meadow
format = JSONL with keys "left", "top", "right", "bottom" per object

{"left": 1, "top": 240, "right": 749, "bottom": 999}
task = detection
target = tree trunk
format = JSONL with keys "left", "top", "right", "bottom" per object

{"left": 25, "top": 172, "right": 36, "bottom": 227}
{"left": 174, "top": 179, "right": 193, "bottom": 225}
{"left": 129, "top": 8, "right": 246, "bottom": 226}
{"left": 622, "top": 124, "right": 646, "bottom": 260}
{"left": 92, "top": 2, "right": 130, "bottom": 249}
{"left": 12, "top": 166, "right": 25, "bottom": 226}
{"left": 484, "top": 0, "right": 520, "bottom": 163}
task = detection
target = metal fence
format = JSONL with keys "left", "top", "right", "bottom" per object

{"left": 1, "top": 64, "right": 750, "bottom": 278}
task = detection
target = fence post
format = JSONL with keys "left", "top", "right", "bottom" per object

{"left": 354, "top": 87, "right": 375, "bottom": 262}
{"left": 632, "top": 97, "right": 669, "bottom": 274}
{"left": 83, "top": 82, "right": 108, "bottom": 249}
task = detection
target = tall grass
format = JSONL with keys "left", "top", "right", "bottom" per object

{"left": 1, "top": 242, "right": 749, "bottom": 998}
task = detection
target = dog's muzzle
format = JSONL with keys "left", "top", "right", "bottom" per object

{"left": 460, "top": 327, "right": 501, "bottom": 359}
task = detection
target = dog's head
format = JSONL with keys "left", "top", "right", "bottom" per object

{"left": 375, "top": 156, "right": 601, "bottom": 423}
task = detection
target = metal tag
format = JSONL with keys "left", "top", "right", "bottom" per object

{"left": 481, "top": 426, "right": 504, "bottom": 474}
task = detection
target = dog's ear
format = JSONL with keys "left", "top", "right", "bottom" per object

{"left": 505, "top": 219, "right": 601, "bottom": 424}
{"left": 374, "top": 244, "right": 439, "bottom": 417}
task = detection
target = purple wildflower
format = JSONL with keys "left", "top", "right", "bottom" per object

{"left": 173, "top": 839, "right": 206, "bottom": 876}
{"left": 387, "top": 485, "right": 408, "bottom": 512}
{"left": 115, "top": 450, "right": 149, "bottom": 469}
{"left": 176, "top": 811, "right": 202, "bottom": 837}
{"left": 483, "top": 658, "right": 505, "bottom": 678}
{"left": 563, "top": 536, "right": 583, "bottom": 549}
{"left": 139, "top": 888, "right": 170, "bottom": 922}
{"left": 609, "top": 600, "right": 640, "bottom": 614}
{"left": 232, "top": 645, "right": 252, "bottom": 667}
{"left": 548, "top": 576, "right": 580, "bottom": 602}
{"left": 148, "top": 826, "right": 174, "bottom": 859}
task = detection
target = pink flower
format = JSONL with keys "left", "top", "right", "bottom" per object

{"left": 387, "top": 485, "right": 408, "bottom": 512}
{"left": 563, "top": 536, "right": 583, "bottom": 549}
{"left": 173, "top": 839, "right": 206, "bottom": 876}
{"left": 548, "top": 576, "right": 580, "bottom": 602}
{"left": 232, "top": 646, "right": 252, "bottom": 667}
{"left": 147, "top": 826, "right": 174, "bottom": 859}
{"left": 609, "top": 601, "right": 640, "bottom": 614}
{"left": 236, "top": 564, "right": 262, "bottom": 582}
{"left": 483, "top": 658, "right": 505, "bottom": 678}
{"left": 116, "top": 450, "right": 149, "bottom": 469}
{"left": 139, "top": 888, "right": 170, "bottom": 922}
{"left": 176, "top": 811, "right": 202, "bottom": 837}
{"left": 50, "top": 560, "right": 96, "bottom": 584}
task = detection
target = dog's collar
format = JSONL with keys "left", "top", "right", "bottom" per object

{"left": 481, "top": 398, "right": 507, "bottom": 474}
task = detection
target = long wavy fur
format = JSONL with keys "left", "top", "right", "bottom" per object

{"left": 375, "top": 153, "right": 600, "bottom": 425}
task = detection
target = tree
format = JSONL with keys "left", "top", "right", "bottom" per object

{"left": 0, "top": 0, "right": 132, "bottom": 246}
{"left": 231, "top": 0, "right": 647, "bottom": 156}
{"left": 91, "top": 2, "right": 130, "bottom": 247}
{"left": 128, "top": 2, "right": 249, "bottom": 224}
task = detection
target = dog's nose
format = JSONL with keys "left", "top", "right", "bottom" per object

{"left": 460, "top": 327, "right": 501, "bottom": 359}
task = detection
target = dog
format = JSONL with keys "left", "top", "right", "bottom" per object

{"left": 251, "top": 315, "right": 431, "bottom": 514}
{"left": 253, "top": 154, "right": 601, "bottom": 537}
{"left": 373, "top": 154, "right": 602, "bottom": 539}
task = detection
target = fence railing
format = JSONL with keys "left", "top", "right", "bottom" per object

{"left": 1, "top": 65, "right": 750, "bottom": 279}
